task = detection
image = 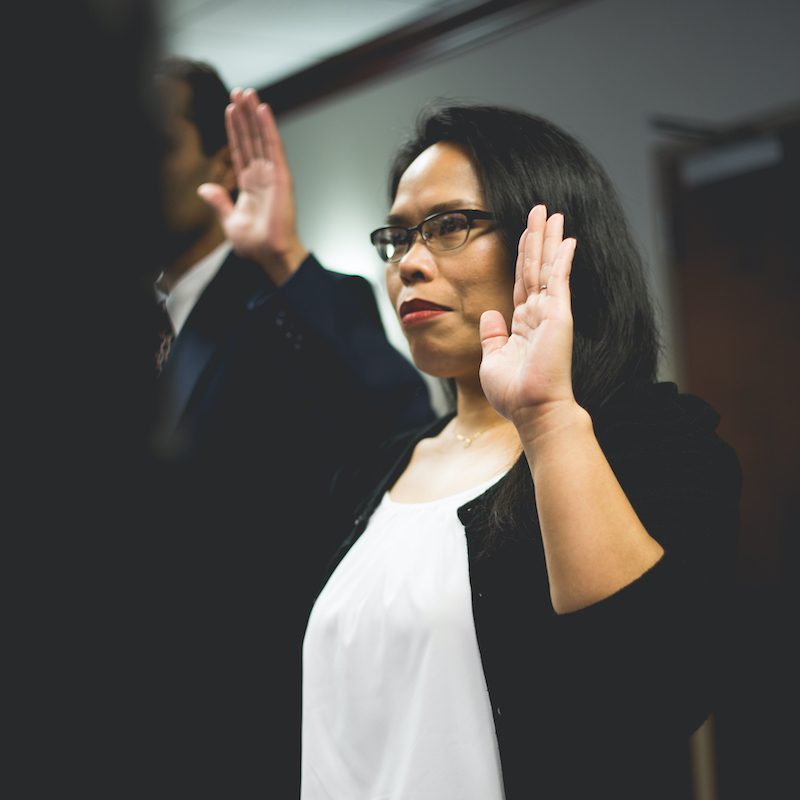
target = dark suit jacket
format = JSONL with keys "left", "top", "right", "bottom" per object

{"left": 151, "top": 249, "right": 433, "bottom": 797}
{"left": 157, "top": 248, "right": 432, "bottom": 501}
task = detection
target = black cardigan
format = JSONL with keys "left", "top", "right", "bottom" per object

{"left": 316, "top": 382, "right": 742, "bottom": 799}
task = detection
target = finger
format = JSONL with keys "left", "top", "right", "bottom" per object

{"left": 479, "top": 310, "right": 509, "bottom": 358}
{"left": 197, "top": 182, "right": 234, "bottom": 222}
{"left": 522, "top": 204, "right": 547, "bottom": 297}
{"left": 229, "top": 89, "right": 254, "bottom": 165}
{"left": 539, "top": 212, "right": 564, "bottom": 286}
{"left": 225, "top": 104, "right": 245, "bottom": 177}
{"left": 543, "top": 237, "right": 576, "bottom": 302}
{"left": 538, "top": 213, "right": 564, "bottom": 293}
{"left": 258, "top": 102, "right": 287, "bottom": 175}
{"left": 243, "top": 88, "right": 265, "bottom": 160}
{"left": 513, "top": 229, "right": 528, "bottom": 308}
{"left": 229, "top": 86, "right": 244, "bottom": 107}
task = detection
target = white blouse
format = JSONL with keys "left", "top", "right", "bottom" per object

{"left": 301, "top": 474, "right": 507, "bottom": 800}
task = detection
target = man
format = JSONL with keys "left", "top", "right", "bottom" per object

{"left": 151, "top": 58, "right": 433, "bottom": 795}
{"left": 154, "top": 57, "right": 431, "bottom": 475}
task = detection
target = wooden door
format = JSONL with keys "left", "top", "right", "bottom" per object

{"left": 660, "top": 115, "right": 798, "bottom": 799}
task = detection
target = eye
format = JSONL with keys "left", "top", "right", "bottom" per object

{"left": 425, "top": 213, "right": 468, "bottom": 240}
{"left": 385, "top": 228, "right": 410, "bottom": 245}
{"left": 373, "top": 227, "right": 410, "bottom": 262}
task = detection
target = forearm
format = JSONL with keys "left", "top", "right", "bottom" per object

{"left": 519, "top": 401, "right": 664, "bottom": 614}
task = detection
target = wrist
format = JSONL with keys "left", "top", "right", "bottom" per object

{"left": 258, "top": 238, "right": 308, "bottom": 286}
{"left": 513, "top": 400, "right": 593, "bottom": 459}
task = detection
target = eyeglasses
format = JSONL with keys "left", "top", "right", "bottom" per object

{"left": 369, "top": 209, "right": 495, "bottom": 263}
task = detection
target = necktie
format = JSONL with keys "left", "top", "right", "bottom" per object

{"left": 155, "top": 298, "right": 174, "bottom": 376}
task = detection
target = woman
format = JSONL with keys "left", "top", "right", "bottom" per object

{"left": 210, "top": 93, "right": 741, "bottom": 799}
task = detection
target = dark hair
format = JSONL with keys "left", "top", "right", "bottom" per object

{"left": 389, "top": 103, "right": 661, "bottom": 545}
{"left": 156, "top": 56, "right": 230, "bottom": 156}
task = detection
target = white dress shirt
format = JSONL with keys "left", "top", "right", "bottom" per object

{"left": 156, "top": 241, "right": 232, "bottom": 335}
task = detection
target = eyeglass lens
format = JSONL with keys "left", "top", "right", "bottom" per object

{"left": 372, "top": 212, "right": 472, "bottom": 262}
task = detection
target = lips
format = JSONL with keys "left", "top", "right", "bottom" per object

{"left": 399, "top": 298, "right": 452, "bottom": 320}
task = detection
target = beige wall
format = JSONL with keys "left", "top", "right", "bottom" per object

{"left": 276, "top": 0, "right": 800, "bottom": 406}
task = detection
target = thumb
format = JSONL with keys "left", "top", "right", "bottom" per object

{"left": 480, "top": 309, "right": 509, "bottom": 358}
{"left": 197, "top": 182, "right": 233, "bottom": 222}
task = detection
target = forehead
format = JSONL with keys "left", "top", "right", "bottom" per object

{"left": 390, "top": 142, "right": 484, "bottom": 218}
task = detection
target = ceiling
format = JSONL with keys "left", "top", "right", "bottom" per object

{"left": 161, "top": 0, "right": 466, "bottom": 92}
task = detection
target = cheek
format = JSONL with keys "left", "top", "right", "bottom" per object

{"left": 483, "top": 247, "right": 515, "bottom": 313}
{"left": 163, "top": 139, "right": 210, "bottom": 181}
{"left": 458, "top": 251, "right": 514, "bottom": 318}
{"left": 494, "top": 276, "right": 516, "bottom": 321}
{"left": 161, "top": 156, "right": 195, "bottom": 199}
{"left": 384, "top": 267, "right": 401, "bottom": 309}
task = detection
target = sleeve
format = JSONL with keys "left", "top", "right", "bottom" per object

{"left": 248, "top": 253, "right": 435, "bottom": 441}
{"left": 550, "top": 390, "right": 742, "bottom": 738}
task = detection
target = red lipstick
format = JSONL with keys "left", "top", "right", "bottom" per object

{"left": 398, "top": 298, "right": 452, "bottom": 326}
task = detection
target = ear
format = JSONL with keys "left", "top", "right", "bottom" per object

{"left": 210, "top": 145, "right": 236, "bottom": 193}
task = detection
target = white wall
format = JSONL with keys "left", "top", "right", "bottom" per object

{"left": 277, "top": 0, "right": 800, "bottom": 398}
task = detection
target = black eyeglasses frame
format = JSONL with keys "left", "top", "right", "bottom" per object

{"left": 369, "top": 208, "right": 495, "bottom": 263}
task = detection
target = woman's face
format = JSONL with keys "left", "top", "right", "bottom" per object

{"left": 385, "top": 141, "right": 514, "bottom": 379}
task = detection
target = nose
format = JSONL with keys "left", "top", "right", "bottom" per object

{"left": 395, "top": 236, "right": 436, "bottom": 286}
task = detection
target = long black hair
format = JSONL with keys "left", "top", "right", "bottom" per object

{"left": 389, "top": 103, "right": 661, "bottom": 544}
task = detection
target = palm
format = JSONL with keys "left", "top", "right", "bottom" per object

{"left": 223, "top": 159, "right": 285, "bottom": 257}
{"left": 198, "top": 88, "right": 301, "bottom": 275}
{"left": 479, "top": 206, "right": 577, "bottom": 424}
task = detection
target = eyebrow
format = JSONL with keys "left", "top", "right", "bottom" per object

{"left": 385, "top": 200, "right": 479, "bottom": 225}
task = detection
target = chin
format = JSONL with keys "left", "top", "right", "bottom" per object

{"left": 408, "top": 345, "right": 477, "bottom": 381}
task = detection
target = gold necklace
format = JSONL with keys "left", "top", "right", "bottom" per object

{"left": 452, "top": 418, "right": 508, "bottom": 448}
{"left": 453, "top": 429, "right": 485, "bottom": 448}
